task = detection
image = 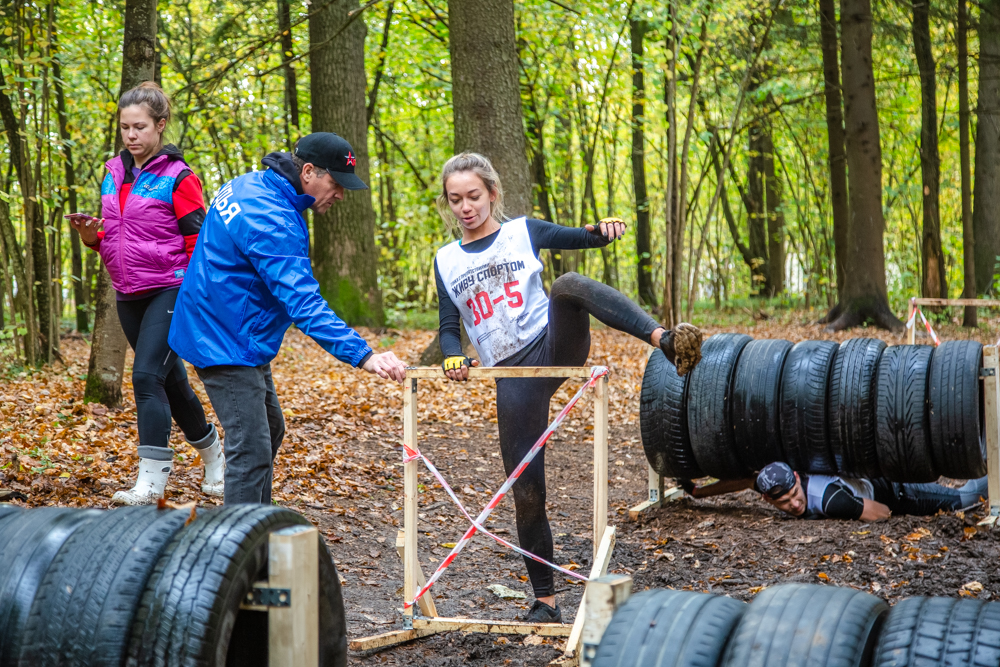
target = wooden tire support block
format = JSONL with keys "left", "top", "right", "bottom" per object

{"left": 239, "top": 525, "right": 321, "bottom": 667}
{"left": 350, "top": 367, "right": 618, "bottom": 665}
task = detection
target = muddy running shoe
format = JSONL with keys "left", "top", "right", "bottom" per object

{"left": 524, "top": 600, "right": 562, "bottom": 623}
{"left": 660, "top": 322, "right": 703, "bottom": 376}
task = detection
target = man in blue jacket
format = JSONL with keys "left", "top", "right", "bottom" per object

{"left": 169, "top": 132, "right": 406, "bottom": 504}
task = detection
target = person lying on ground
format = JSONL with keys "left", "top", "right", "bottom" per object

{"left": 71, "top": 82, "right": 223, "bottom": 506}
{"left": 755, "top": 461, "right": 988, "bottom": 521}
{"left": 432, "top": 151, "right": 703, "bottom": 624}
{"left": 168, "top": 132, "right": 406, "bottom": 506}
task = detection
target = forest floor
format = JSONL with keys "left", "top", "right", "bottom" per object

{"left": 3, "top": 304, "right": 1000, "bottom": 666}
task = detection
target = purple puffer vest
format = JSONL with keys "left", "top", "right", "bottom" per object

{"left": 99, "top": 153, "right": 191, "bottom": 294}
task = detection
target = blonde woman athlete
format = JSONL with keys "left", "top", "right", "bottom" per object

{"left": 433, "top": 152, "right": 702, "bottom": 622}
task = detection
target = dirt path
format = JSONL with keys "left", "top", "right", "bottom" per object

{"left": 2, "top": 316, "right": 999, "bottom": 666}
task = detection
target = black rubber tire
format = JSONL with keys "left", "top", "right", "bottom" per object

{"left": 872, "top": 596, "right": 1000, "bottom": 667}
{"left": 876, "top": 345, "right": 938, "bottom": 483}
{"left": 732, "top": 339, "right": 794, "bottom": 471}
{"left": 780, "top": 340, "right": 840, "bottom": 473}
{"left": 828, "top": 338, "right": 886, "bottom": 478}
{"left": 687, "top": 333, "right": 754, "bottom": 479}
{"left": 928, "top": 340, "right": 987, "bottom": 479}
{"left": 126, "top": 505, "right": 347, "bottom": 667}
{"left": 16, "top": 507, "right": 191, "bottom": 667}
{"left": 721, "top": 583, "right": 887, "bottom": 667}
{"left": 0, "top": 504, "right": 23, "bottom": 525}
{"left": 0, "top": 507, "right": 103, "bottom": 667}
{"left": 640, "top": 348, "right": 703, "bottom": 479}
{"left": 593, "top": 589, "right": 746, "bottom": 667}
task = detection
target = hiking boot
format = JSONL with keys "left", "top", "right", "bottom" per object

{"left": 189, "top": 424, "right": 225, "bottom": 497}
{"left": 111, "top": 457, "right": 172, "bottom": 505}
{"left": 524, "top": 600, "right": 562, "bottom": 623}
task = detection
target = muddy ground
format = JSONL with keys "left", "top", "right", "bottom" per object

{"left": 3, "top": 313, "right": 1000, "bottom": 667}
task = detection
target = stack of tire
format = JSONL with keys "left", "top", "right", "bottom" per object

{"left": 0, "top": 504, "right": 346, "bottom": 667}
{"left": 641, "top": 334, "right": 986, "bottom": 482}
{"left": 593, "top": 582, "right": 1000, "bottom": 667}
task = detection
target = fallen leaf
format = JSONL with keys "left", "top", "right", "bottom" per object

{"left": 817, "top": 572, "right": 829, "bottom": 581}
{"left": 487, "top": 584, "right": 527, "bottom": 600}
{"left": 523, "top": 635, "right": 545, "bottom": 646}
{"left": 964, "top": 526, "right": 978, "bottom": 539}
{"left": 962, "top": 581, "right": 984, "bottom": 593}
{"left": 904, "top": 527, "right": 932, "bottom": 541}
{"left": 439, "top": 542, "right": 457, "bottom": 548}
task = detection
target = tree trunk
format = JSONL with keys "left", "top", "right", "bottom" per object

{"left": 52, "top": 23, "right": 88, "bottom": 332}
{"left": 974, "top": 0, "right": 1000, "bottom": 294}
{"left": 309, "top": 0, "right": 384, "bottom": 326}
{"left": 764, "top": 126, "right": 785, "bottom": 295}
{"left": 747, "top": 118, "right": 770, "bottom": 295}
{"left": 366, "top": 2, "right": 394, "bottom": 126}
{"left": 818, "top": 0, "right": 849, "bottom": 304}
{"left": 277, "top": 0, "right": 300, "bottom": 144}
{"left": 959, "top": 0, "right": 976, "bottom": 326}
{"left": 551, "top": 108, "right": 575, "bottom": 276}
{"left": 448, "top": 0, "right": 532, "bottom": 218}
{"left": 630, "top": 18, "right": 656, "bottom": 308}
{"left": 912, "top": 0, "right": 946, "bottom": 300}
{"left": 85, "top": 0, "right": 157, "bottom": 406}
{"left": 661, "top": 12, "right": 678, "bottom": 327}
{"left": 824, "top": 0, "right": 901, "bottom": 331}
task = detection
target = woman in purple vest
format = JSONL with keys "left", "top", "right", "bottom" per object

{"left": 68, "top": 82, "right": 223, "bottom": 505}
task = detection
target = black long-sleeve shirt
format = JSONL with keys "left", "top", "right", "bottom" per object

{"left": 434, "top": 219, "right": 612, "bottom": 357}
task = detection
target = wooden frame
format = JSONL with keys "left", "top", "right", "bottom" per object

{"left": 983, "top": 347, "right": 1000, "bottom": 517}
{"left": 239, "top": 525, "right": 320, "bottom": 667}
{"left": 351, "top": 366, "right": 615, "bottom": 665}
{"left": 905, "top": 297, "right": 1000, "bottom": 345}
{"left": 628, "top": 465, "right": 684, "bottom": 520}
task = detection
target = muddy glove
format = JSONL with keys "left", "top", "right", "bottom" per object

{"left": 660, "top": 323, "right": 703, "bottom": 376}
{"left": 442, "top": 355, "right": 473, "bottom": 372}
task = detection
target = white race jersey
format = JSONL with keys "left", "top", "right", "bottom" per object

{"left": 435, "top": 218, "right": 548, "bottom": 366}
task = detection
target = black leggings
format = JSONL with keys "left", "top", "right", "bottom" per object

{"left": 495, "top": 273, "right": 661, "bottom": 598}
{"left": 116, "top": 288, "right": 211, "bottom": 460}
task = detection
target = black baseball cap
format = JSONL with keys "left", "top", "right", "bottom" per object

{"left": 294, "top": 132, "right": 368, "bottom": 191}
{"left": 756, "top": 462, "right": 797, "bottom": 500}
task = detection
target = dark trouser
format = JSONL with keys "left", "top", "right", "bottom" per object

{"left": 495, "top": 273, "right": 661, "bottom": 599}
{"left": 116, "top": 288, "right": 211, "bottom": 460}
{"left": 871, "top": 477, "right": 988, "bottom": 515}
{"left": 195, "top": 363, "right": 285, "bottom": 504}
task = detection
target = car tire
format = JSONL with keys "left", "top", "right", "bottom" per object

{"left": 640, "top": 348, "right": 703, "bottom": 480}
{"left": 687, "top": 333, "right": 754, "bottom": 479}
{"left": 872, "top": 596, "right": 1000, "bottom": 667}
{"left": 721, "top": 583, "right": 887, "bottom": 667}
{"left": 928, "top": 340, "right": 986, "bottom": 479}
{"left": 780, "top": 340, "right": 840, "bottom": 474}
{"left": 876, "top": 345, "right": 938, "bottom": 483}
{"left": 829, "top": 338, "right": 886, "bottom": 478}
{"left": 593, "top": 588, "right": 746, "bottom": 667}
{"left": 732, "top": 339, "right": 794, "bottom": 471}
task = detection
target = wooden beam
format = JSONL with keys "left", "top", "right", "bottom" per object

{"left": 403, "top": 378, "right": 419, "bottom": 622}
{"left": 593, "top": 374, "right": 608, "bottom": 560}
{"left": 412, "top": 616, "right": 572, "bottom": 636}
{"left": 268, "top": 525, "right": 319, "bottom": 667}
{"left": 349, "top": 627, "right": 440, "bottom": 652}
{"left": 580, "top": 575, "right": 633, "bottom": 667}
{"left": 404, "top": 366, "right": 596, "bottom": 379}
{"left": 984, "top": 347, "right": 1000, "bottom": 516}
{"left": 563, "top": 526, "right": 617, "bottom": 661}
{"left": 628, "top": 486, "right": 684, "bottom": 521}
{"left": 912, "top": 297, "right": 1000, "bottom": 307}
{"left": 396, "top": 530, "right": 437, "bottom": 617}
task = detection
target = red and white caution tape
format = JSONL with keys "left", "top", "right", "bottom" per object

{"left": 904, "top": 299, "right": 941, "bottom": 347}
{"left": 401, "top": 366, "right": 609, "bottom": 610}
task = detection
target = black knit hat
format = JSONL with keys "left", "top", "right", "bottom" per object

{"left": 294, "top": 132, "right": 368, "bottom": 191}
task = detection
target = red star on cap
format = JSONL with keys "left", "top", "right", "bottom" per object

{"left": 345, "top": 151, "right": 356, "bottom": 167}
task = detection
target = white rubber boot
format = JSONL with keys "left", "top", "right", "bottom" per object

{"left": 190, "top": 424, "right": 225, "bottom": 498}
{"left": 111, "top": 458, "right": 172, "bottom": 505}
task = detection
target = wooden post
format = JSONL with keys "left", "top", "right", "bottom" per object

{"left": 580, "top": 575, "right": 632, "bottom": 667}
{"left": 563, "top": 526, "right": 617, "bottom": 662}
{"left": 593, "top": 374, "right": 608, "bottom": 559}
{"left": 907, "top": 298, "right": 916, "bottom": 345}
{"left": 403, "top": 377, "right": 419, "bottom": 622}
{"left": 268, "top": 525, "right": 319, "bottom": 667}
{"left": 984, "top": 347, "right": 1000, "bottom": 516}
{"left": 396, "top": 530, "right": 438, "bottom": 617}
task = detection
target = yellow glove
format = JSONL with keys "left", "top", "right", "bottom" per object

{"left": 442, "top": 355, "right": 472, "bottom": 372}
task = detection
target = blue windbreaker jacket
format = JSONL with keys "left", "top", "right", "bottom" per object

{"left": 168, "top": 157, "right": 374, "bottom": 368}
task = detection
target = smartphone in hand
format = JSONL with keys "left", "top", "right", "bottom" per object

{"left": 64, "top": 213, "right": 100, "bottom": 227}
